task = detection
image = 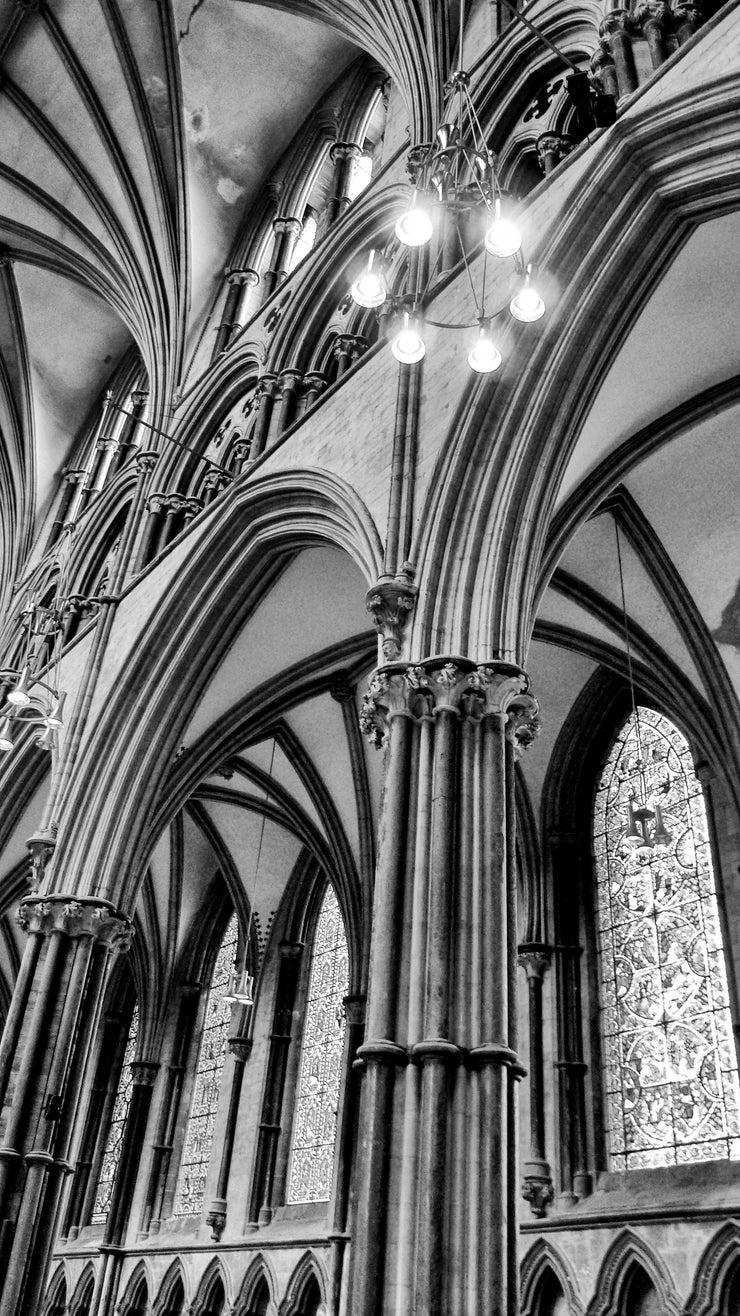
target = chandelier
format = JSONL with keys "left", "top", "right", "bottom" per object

{"left": 350, "top": 9, "right": 546, "bottom": 372}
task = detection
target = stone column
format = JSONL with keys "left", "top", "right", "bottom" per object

{"left": 262, "top": 217, "right": 302, "bottom": 299}
{"left": 350, "top": 659, "right": 539, "bottom": 1316}
{"left": 673, "top": 0, "right": 702, "bottom": 45}
{"left": 331, "top": 334, "right": 368, "bottom": 381}
{"left": 636, "top": 1, "right": 669, "bottom": 68}
{"left": 211, "top": 269, "right": 260, "bottom": 361}
{"left": 300, "top": 371, "right": 327, "bottom": 417}
{"left": 0, "top": 895, "right": 131, "bottom": 1315}
{"left": 550, "top": 830, "right": 592, "bottom": 1207}
{"left": 247, "top": 374, "right": 279, "bottom": 464}
{"left": 518, "top": 945, "right": 554, "bottom": 1218}
{"left": 206, "top": 1029, "right": 251, "bottom": 1242}
{"left": 327, "top": 994, "right": 365, "bottom": 1316}
{"left": 599, "top": 10, "right": 638, "bottom": 99}
{"left": 47, "top": 469, "right": 87, "bottom": 546}
{"left": 328, "top": 142, "right": 362, "bottom": 223}
{"left": 536, "top": 132, "right": 576, "bottom": 177}
{"left": 274, "top": 368, "right": 303, "bottom": 435}
{"left": 110, "top": 389, "right": 149, "bottom": 476}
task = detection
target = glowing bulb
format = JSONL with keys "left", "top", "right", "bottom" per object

{"left": 468, "top": 324, "right": 502, "bottom": 374}
{"left": 391, "top": 312, "right": 426, "bottom": 364}
{"left": 395, "top": 192, "right": 433, "bottom": 247}
{"left": 7, "top": 667, "right": 31, "bottom": 706}
{"left": 510, "top": 268, "right": 545, "bottom": 323}
{"left": 484, "top": 199, "right": 522, "bottom": 259}
{"left": 350, "top": 251, "right": 387, "bottom": 309}
{"left": 0, "top": 719, "right": 14, "bottom": 752}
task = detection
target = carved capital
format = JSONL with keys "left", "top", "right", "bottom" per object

{"left": 272, "top": 215, "right": 302, "bottom": 237}
{"left": 206, "top": 1198, "right": 227, "bottom": 1242}
{"left": 16, "top": 895, "right": 133, "bottom": 952}
{"left": 536, "top": 131, "right": 577, "bottom": 172}
{"left": 26, "top": 827, "right": 57, "bottom": 892}
{"left": 330, "top": 140, "right": 362, "bottom": 165}
{"left": 225, "top": 266, "right": 259, "bottom": 288}
{"left": 599, "top": 7, "right": 634, "bottom": 38}
{"left": 365, "top": 577, "right": 417, "bottom": 661}
{"left": 130, "top": 1060, "right": 159, "bottom": 1086}
{"left": 130, "top": 389, "right": 149, "bottom": 410}
{"left": 522, "top": 1161, "right": 554, "bottom": 1218}
{"left": 278, "top": 367, "right": 303, "bottom": 392}
{"left": 202, "top": 468, "right": 231, "bottom": 493}
{"left": 145, "top": 492, "right": 168, "bottom": 515}
{"left": 135, "top": 449, "right": 159, "bottom": 477}
{"left": 181, "top": 496, "right": 204, "bottom": 523}
{"left": 360, "top": 659, "right": 539, "bottom": 746}
{"left": 332, "top": 333, "right": 368, "bottom": 363}
{"left": 228, "top": 1035, "right": 253, "bottom": 1062}
{"left": 343, "top": 992, "right": 366, "bottom": 1026}
{"left": 406, "top": 143, "right": 433, "bottom": 185}
{"left": 518, "top": 944, "right": 551, "bottom": 981}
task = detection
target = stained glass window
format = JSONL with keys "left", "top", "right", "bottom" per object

{"left": 287, "top": 885, "right": 349, "bottom": 1203}
{"left": 91, "top": 1003, "right": 138, "bottom": 1223}
{"left": 174, "top": 912, "right": 238, "bottom": 1215}
{"left": 594, "top": 706, "right": 740, "bottom": 1169}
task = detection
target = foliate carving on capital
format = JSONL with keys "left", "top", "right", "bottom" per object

{"left": 360, "top": 659, "right": 540, "bottom": 747}
{"left": 522, "top": 1163, "right": 555, "bottom": 1218}
{"left": 135, "top": 449, "right": 159, "bottom": 477}
{"left": 366, "top": 577, "right": 417, "bottom": 661}
{"left": 16, "top": 895, "right": 133, "bottom": 951}
{"left": 599, "top": 7, "right": 634, "bottom": 38}
{"left": 506, "top": 695, "right": 542, "bottom": 758}
{"left": 518, "top": 944, "right": 552, "bottom": 982}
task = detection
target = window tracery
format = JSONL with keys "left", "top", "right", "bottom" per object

{"left": 91, "top": 1002, "right": 138, "bottom": 1223}
{"left": 594, "top": 707, "right": 740, "bottom": 1169}
{"left": 174, "top": 912, "right": 238, "bottom": 1215}
{"left": 287, "top": 885, "right": 349, "bottom": 1203}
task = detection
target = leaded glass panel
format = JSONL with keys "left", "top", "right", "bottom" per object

{"left": 594, "top": 706, "right": 740, "bottom": 1170}
{"left": 287, "top": 885, "right": 349, "bottom": 1203}
{"left": 174, "top": 912, "right": 238, "bottom": 1215}
{"left": 91, "top": 1003, "right": 138, "bottom": 1223}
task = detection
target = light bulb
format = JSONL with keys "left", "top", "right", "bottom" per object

{"left": 351, "top": 250, "right": 387, "bottom": 309}
{"left": 391, "top": 312, "right": 426, "bottom": 364}
{"left": 0, "top": 719, "right": 14, "bottom": 752}
{"left": 395, "top": 191, "right": 433, "bottom": 247}
{"left": 510, "top": 268, "right": 545, "bottom": 323}
{"left": 7, "top": 667, "right": 31, "bottom": 706}
{"left": 484, "top": 199, "right": 522, "bottom": 259}
{"left": 468, "top": 324, "right": 502, "bottom": 374}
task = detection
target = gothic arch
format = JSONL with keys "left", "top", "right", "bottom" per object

{"left": 49, "top": 469, "right": 383, "bottom": 896}
{"left": 281, "top": 1251, "right": 327, "bottom": 1316}
{"left": 192, "top": 1257, "right": 231, "bottom": 1315}
{"left": 69, "top": 1261, "right": 96, "bottom": 1315}
{"left": 42, "top": 1263, "right": 68, "bottom": 1316}
{"left": 685, "top": 1219, "right": 740, "bottom": 1315}
{"left": 153, "top": 1259, "right": 189, "bottom": 1315}
{"left": 587, "top": 1229, "right": 681, "bottom": 1316}
{"left": 119, "top": 1260, "right": 151, "bottom": 1314}
{"left": 520, "top": 1238, "right": 583, "bottom": 1316}
{"left": 236, "top": 1254, "right": 279, "bottom": 1315}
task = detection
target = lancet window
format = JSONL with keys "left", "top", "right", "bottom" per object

{"left": 593, "top": 706, "right": 740, "bottom": 1169}
{"left": 174, "top": 912, "right": 238, "bottom": 1215}
{"left": 91, "top": 1003, "right": 139, "bottom": 1222}
{"left": 287, "top": 884, "right": 349, "bottom": 1203}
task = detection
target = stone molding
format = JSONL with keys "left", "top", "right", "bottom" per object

{"left": 360, "top": 657, "right": 540, "bottom": 754}
{"left": 16, "top": 894, "right": 133, "bottom": 951}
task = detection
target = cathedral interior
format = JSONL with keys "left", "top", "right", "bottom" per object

{"left": 0, "top": 0, "right": 738, "bottom": 1312}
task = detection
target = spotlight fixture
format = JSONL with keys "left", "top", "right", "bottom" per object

{"left": 350, "top": 249, "right": 388, "bottom": 308}
{"left": 467, "top": 321, "right": 502, "bottom": 374}
{"left": 391, "top": 310, "right": 427, "bottom": 364}
{"left": 510, "top": 265, "right": 546, "bottom": 322}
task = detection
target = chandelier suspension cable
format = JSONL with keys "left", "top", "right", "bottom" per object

{"left": 105, "top": 398, "right": 234, "bottom": 480}
{"left": 495, "top": 0, "right": 580, "bottom": 75}
{"left": 615, "top": 518, "right": 644, "bottom": 766}
{"left": 228, "top": 738, "right": 277, "bottom": 1006}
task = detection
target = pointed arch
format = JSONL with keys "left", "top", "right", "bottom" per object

{"left": 153, "top": 1259, "right": 188, "bottom": 1316}
{"left": 236, "top": 1254, "right": 278, "bottom": 1316}
{"left": 686, "top": 1219, "right": 740, "bottom": 1315}
{"left": 588, "top": 1229, "right": 681, "bottom": 1316}
{"left": 119, "top": 1260, "right": 151, "bottom": 1315}
{"left": 521, "top": 1239, "right": 583, "bottom": 1316}
{"left": 42, "top": 1264, "right": 68, "bottom": 1316}
{"left": 69, "top": 1261, "right": 96, "bottom": 1316}
{"left": 281, "top": 1252, "right": 327, "bottom": 1316}
{"left": 192, "top": 1257, "right": 230, "bottom": 1316}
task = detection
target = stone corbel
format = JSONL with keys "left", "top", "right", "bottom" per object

{"left": 25, "top": 826, "right": 57, "bottom": 892}
{"left": 521, "top": 1165, "right": 555, "bottom": 1218}
{"left": 365, "top": 576, "right": 417, "bottom": 661}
